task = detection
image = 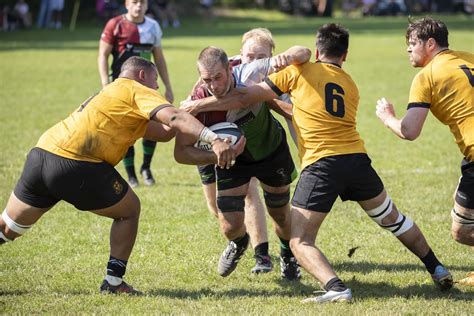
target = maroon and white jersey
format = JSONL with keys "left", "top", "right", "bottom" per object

{"left": 192, "top": 86, "right": 227, "bottom": 127}
{"left": 101, "top": 15, "right": 163, "bottom": 79}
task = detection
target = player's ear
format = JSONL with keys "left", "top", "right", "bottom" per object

{"left": 342, "top": 51, "right": 348, "bottom": 62}
{"left": 138, "top": 69, "right": 146, "bottom": 81}
{"left": 315, "top": 49, "right": 320, "bottom": 60}
{"left": 426, "top": 38, "right": 436, "bottom": 50}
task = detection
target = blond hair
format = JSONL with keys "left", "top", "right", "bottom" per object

{"left": 241, "top": 28, "right": 275, "bottom": 52}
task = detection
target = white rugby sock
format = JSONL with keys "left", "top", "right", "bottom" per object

{"left": 105, "top": 275, "right": 123, "bottom": 286}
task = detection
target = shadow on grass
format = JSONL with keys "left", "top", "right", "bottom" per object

{"left": 0, "top": 290, "right": 29, "bottom": 296}
{"left": 144, "top": 280, "right": 472, "bottom": 302}
{"left": 345, "top": 278, "right": 473, "bottom": 302}
{"left": 0, "top": 15, "right": 472, "bottom": 51}
{"left": 333, "top": 261, "right": 473, "bottom": 274}
{"left": 146, "top": 282, "right": 314, "bottom": 299}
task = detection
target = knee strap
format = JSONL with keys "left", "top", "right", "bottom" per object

{"left": 381, "top": 212, "right": 414, "bottom": 236}
{"left": 263, "top": 189, "right": 290, "bottom": 208}
{"left": 217, "top": 195, "right": 245, "bottom": 213}
{"left": 0, "top": 231, "right": 12, "bottom": 244}
{"left": 2, "top": 209, "right": 31, "bottom": 235}
{"left": 451, "top": 208, "right": 474, "bottom": 226}
{"left": 365, "top": 196, "right": 413, "bottom": 237}
{"left": 365, "top": 195, "right": 392, "bottom": 225}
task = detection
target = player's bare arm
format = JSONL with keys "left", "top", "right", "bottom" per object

{"left": 181, "top": 81, "right": 278, "bottom": 115}
{"left": 153, "top": 106, "right": 242, "bottom": 169}
{"left": 376, "top": 97, "right": 430, "bottom": 140}
{"left": 174, "top": 131, "right": 245, "bottom": 167}
{"left": 98, "top": 40, "right": 113, "bottom": 88}
{"left": 153, "top": 46, "right": 174, "bottom": 103}
{"left": 270, "top": 45, "right": 311, "bottom": 73}
{"left": 266, "top": 98, "right": 292, "bottom": 120}
{"left": 143, "top": 120, "right": 175, "bottom": 142}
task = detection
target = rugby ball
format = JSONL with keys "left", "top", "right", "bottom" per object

{"left": 194, "top": 122, "right": 243, "bottom": 151}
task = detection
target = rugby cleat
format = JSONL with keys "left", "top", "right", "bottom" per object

{"left": 302, "top": 288, "right": 353, "bottom": 304}
{"left": 100, "top": 279, "right": 143, "bottom": 295}
{"left": 251, "top": 254, "right": 273, "bottom": 274}
{"left": 140, "top": 168, "right": 155, "bottom": 186}
{"left": 217, "top": 238, "right": 249, "bottom": 277}
{"left": 280, "top": 256, "right": 301, "bottom": 281}
{"left": 431, "top": 265, "right": 453, "bottom": 291}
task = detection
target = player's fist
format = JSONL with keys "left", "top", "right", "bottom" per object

{"left": 376, "top": 97, "right": 396, "bottom": 126}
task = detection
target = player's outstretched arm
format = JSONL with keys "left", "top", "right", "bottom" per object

{"left": 376, "top": 97, "right": 429, "bottom": 141}
{"left": 266, "top": 98, "right": 292, "bottom": 120}
{"left": 153, "top": 106, "right": 242, "bottom": 169}
{"left": 270, "top": 46, "right": 311, "bottom": 73}
{"left": 180, "top": 81, "right": 278, "bottom": 115}
{"left": 174, "top": 132, "right": 246, "bottom": 167}
{"left": 143, "top": 120, "right": 176, "bottom": 142}
{"left": 174, "top": 132, "right": 217, "bottom": 165}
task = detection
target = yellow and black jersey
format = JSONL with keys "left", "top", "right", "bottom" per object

{"left": 37, "top": 78, "right": 171, "bottom": 166}
{"left": 408, "top": 50, "right": 474, "bottom": 160}
{"left": 266, "top": 61, "right": 366, "bottom": 169}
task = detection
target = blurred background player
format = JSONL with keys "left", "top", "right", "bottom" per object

{"left": 98, "top": 0, "right": 174, "bottom": 188}
{"left": 376, "top": 17, "right": 474, "bottom": 285}
{"left": 148, "top": 0, "right": 180, "bottom": 28}
{"left": 49, "top": 0, "right": 64, "bottom": 29}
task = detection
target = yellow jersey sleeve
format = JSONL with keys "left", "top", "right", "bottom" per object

{"left": 267, "top": 64, "right": 300, "bottom": 95}
{"left": 408, "top": 70, "right": 432, "bottom": 109}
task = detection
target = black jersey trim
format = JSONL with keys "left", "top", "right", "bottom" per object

{"left": 264, "top": 77, "right": 283, "bottom": 96}
{"left": 149, "top": 104, "right": 173, "bottom": 120}
{"left": 407, "top": 102, "right": 430, "bottom": 110}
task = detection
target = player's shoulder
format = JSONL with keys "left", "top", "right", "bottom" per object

{"left": 105, "top": 14, "right": 125, "bottom": 26}
{"left": 452, "top": 50, "right": 474, "bottom": 63}
{"left": 144, "top": 16, "right": 161, "bottom": 28}
{"left": 234, "top": 58, "right": 270, "bottom": 77}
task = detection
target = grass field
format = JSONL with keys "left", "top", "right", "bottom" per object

{"left": 0, "top": 9, "right": 473, "bottom": 314}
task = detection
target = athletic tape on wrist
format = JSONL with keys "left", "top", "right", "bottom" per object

{"left": 199, "top": 127, "right": 218, "bottom": 144}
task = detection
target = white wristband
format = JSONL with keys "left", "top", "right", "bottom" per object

{"left": 199, "top": 127, "right": 218, "bottom": 144}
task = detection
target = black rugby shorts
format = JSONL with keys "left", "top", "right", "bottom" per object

{"left": 14, "top": 148, "right": 128, "bottom": 210}
{"left": 292, "top": 153, "right": 384, "bottom": 212}
{"left": 455, "top": 158, "right": 474, "bottom": 209}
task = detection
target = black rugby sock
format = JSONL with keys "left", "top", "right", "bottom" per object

{"left": 420, "top": 248, "right": 442, "bottom": 274}
{"left": 279, "top": 238, "right": 294, "bottom": 258}
{"left": 141, "top": 139, "right": 157, "bottom": 171}
{"left": 123, "top": 146, "right": 136, "bottom": 178}
{"left": 254, "top": 242, "right": 269, "bottom": 257}
{"left": 233, "top": 233, "right": 249, "bottom": 248}
{"left": 106, "top": 255, "right": 128, "bottom": 278}
{"left": 324, "top": 277, "right": 347, "bottom": 292}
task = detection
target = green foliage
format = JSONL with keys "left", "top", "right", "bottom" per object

{"left": 0, "top": 10, "right": 473, "bottom": 313}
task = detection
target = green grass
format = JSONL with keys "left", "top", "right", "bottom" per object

{"left": 1, "top": 10, "right": 473, "bottom": 314}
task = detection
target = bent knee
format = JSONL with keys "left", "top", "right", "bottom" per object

{"left": 451, "top": 225, "right": 474, "bottom": 246}
{"left": 268, "top": 210, "right": 288, "bottom": 225}
{"left": 220, "top": 221, "right": 241, "bottom": 237}
{"left": 289, "top": 237, "right": 305, "bottom": 252}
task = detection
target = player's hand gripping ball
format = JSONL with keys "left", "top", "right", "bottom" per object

{"left": 195, "top": 122, "right": 243, "bottom": 151}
